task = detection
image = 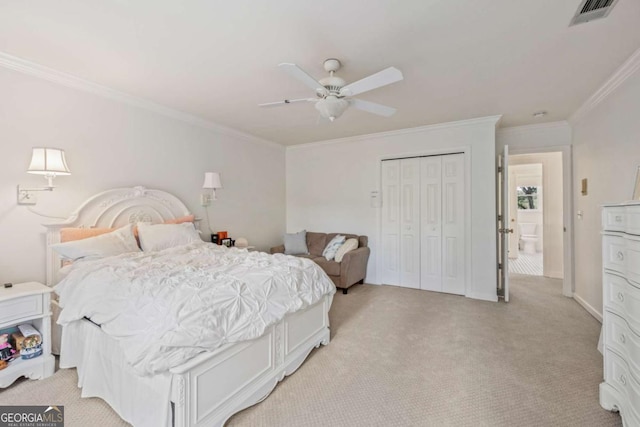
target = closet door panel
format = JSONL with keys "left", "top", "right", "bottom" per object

{"left": 400, "top": 158, "right": 421, "bottom": 289}
{"left": 380, "top": 160, "right": 401, "bottom": 286}
{"left": 441, "top": 154, "right": 465, "bottom": 295}
{"left": 420, "top": 156, "right": 442, "bottom": 292}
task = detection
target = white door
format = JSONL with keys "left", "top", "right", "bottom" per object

{"left": 400, "top": 158, "right": 421, "bottom": 289}
{"left": 498, "top": 145, "right": 511, "bottom": 302}
{"left": 441, "top": 154, "right": 465, "bottom": 295}
{"left": 420, "top": 156, "right": 442, "bottom": 292}
{"left": 380, "top": 160, "right": 401, "bottom": 286}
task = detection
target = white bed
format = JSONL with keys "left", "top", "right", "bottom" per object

{"left": 44, "top": 186, "right": 334, "bottom": 427}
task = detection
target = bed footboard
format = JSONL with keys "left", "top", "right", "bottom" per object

{"left": 170, "top": 294, "right": 332, "bottom": 427}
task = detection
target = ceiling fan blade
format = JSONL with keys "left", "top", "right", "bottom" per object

{"left": 258, "top": 98, "right": 316, "bottom": 108}
{"left": 279, "top": 63, "right": 327, "bottom": 94}
{"left": 340, "top": 67, "right": 403, "bottom": 97}
{"left": 350, "top": 98, "right": 397, "bottom": 117}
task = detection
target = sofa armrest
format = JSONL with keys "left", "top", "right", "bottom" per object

{"left": 270, "top": 244, "right": 285, "bottom": 254}
{"left": 340, "top": 246, "right": 370, "bottom": 288}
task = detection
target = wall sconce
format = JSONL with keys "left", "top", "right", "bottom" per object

{"left": 18, "top": 147, "right": 71, "bottom": 205}
{"left": 201, "top": 172, "right": 222, "bottom": 207}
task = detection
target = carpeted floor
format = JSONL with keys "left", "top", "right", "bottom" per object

{"left": 0, "top": 275, "right": 620, "bottom": 426}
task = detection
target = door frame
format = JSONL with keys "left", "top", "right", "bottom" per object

{"left": 376, "top": 146, "right": 472, "bottom": 298}
{"left": 507, "top": 145, "right": 574, "bottom": 297}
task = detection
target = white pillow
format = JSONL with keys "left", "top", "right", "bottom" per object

{"left": 322, "top": 235, "right": 346, "bottom": 261}
{"left": 51, "top": 224, "right": 140, "bottom": 261}
{"left": 137, "top": 222, "right": 201, "bottom": 252}
{"left": 335, "top": 238, "right": 359, "bottom": 262}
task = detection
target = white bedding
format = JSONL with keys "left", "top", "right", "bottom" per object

{"left": 55, "top": 242, "right": 335, "bottom": 375}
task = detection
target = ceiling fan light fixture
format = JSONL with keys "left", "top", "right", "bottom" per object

{"left": 315, "top": 96, "right": 349, "bottom": 121}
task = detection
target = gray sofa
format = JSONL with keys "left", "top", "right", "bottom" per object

{"left": 270, "top": 232, "right": 370, "bottom": 294}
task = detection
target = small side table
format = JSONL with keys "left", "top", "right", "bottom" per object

{"left": 0, "top": 282, "right": 55, "bottom": 388}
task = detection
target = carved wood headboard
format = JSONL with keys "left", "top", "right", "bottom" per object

{"left": 42, "top": 186, "right": 192, "bottom": 286}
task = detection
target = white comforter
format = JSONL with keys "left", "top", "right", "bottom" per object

{"left": 55, "top": 242, "right": 335, "bottom": 375}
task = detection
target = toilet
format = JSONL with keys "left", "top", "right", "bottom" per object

{"left": 519, "top": 223, "right": 539, "bottom": 254}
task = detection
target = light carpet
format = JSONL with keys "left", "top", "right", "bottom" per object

{"left": 0, "top": 275, "right": 620, "bottom": 426}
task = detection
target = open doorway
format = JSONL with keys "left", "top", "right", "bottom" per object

{"left": 507, "top": 152, "right": 564, "bottom": 281}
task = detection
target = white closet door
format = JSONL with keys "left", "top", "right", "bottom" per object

{"left": 420, "top": 156, "right": 442, "bottom": 292}
{"left": 400, "top": 158, "right": 421, "bottom": 289}
{"left": 380, "top": 160, "right": 401, "bottom": 286}
{"left": 441, "top": 154, "right": 465, "bottom": 295}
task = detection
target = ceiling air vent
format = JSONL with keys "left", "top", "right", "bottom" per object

{"left": 570, "top": 0, "right": 620, "bottom": 26}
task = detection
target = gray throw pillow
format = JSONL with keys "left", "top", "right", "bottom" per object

{"left": 284, "top": 230, "right": 309, "bottom": 255}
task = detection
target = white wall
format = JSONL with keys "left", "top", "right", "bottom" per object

{"left": 496, "top": 122, "right": 572, "bottom": 152}
{"left": 571, "top": 62, "right": 640, "bottom": 319}
{"left": 286, "top": 117, "right": 500, "bottom": 302}
{"left": 510, "top": 154, "right": 564, "bottom": 278}
{"left": 0, "top": 67, "right": 286, "bottom": 284}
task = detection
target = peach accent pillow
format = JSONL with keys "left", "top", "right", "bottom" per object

{"left": 60, "top": 228, "right": 115, "bottom": 243}
{"left": 164, "top": 215, "right": 195, "bottom": 224}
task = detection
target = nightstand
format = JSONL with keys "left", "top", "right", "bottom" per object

{"left": 0, "top": 282, "right": 55, "bottom": 388}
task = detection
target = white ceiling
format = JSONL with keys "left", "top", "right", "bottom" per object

{"left": 1, "top": 0, "right": 639, "bottom": 145}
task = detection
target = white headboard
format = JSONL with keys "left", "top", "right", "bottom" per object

{"left": 42, "top": 186, "right": 193, "bottom": 286}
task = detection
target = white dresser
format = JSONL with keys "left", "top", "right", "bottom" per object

{"left": 601, "top": 202, "right": 640, "bottom": 425}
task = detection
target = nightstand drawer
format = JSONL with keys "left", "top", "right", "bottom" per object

{"left": 0, "top": 294, "right": 42, "bottom": 325}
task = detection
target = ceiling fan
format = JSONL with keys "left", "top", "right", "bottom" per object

{"left": 259, "top": 58, "right": 403, "bottom": 122}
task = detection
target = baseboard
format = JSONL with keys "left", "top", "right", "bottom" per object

{"left": 466, "top": 292, "right": 498, "bottom": 302}
{"left": 573, "top": 292, "right": 603, "bottom": 323}
{"left": 545, "top": 271, "right": 563, "bottom": 280}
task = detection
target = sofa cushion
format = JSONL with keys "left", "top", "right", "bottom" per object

{"left": 327, "top": 233, "right": 359, "bottom": 246}
{"left": 284, "top": 230, "right": 309, "bottom": 255}
{"left": 335, "top": 238, "right": 359, "bottom": 262}
{"left": 322, "top": 235, "right": 346, "bottom": 261}
{"left": 306, "top": 232, "right": 328, "bottom": 256}
{"left": 313, "top": 257, "right": 341, "bottom": 276}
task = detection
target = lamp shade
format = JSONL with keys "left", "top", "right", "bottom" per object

{"left": 202, "top": 172, "right": 222, "bottom": 189}
{"left": 27, "top": 147, "right": 71, "bottom": 176}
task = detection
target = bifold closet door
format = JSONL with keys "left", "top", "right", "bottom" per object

{"left": 399, "top": 158, "right": 420, "bottom": 289}
{"left": 382, "top": 155, "right": 463, "bottom": 293}
{"left": 380, "top": 159, "right": 420, "bottom": 288}
{"left": 420, "top": 154, "right": 465, "bottom": 295}
{"left": 380, "top": 160, "right": 401, "bottom": 286}
{"left": 420, "top": 157, "right": 442, "bottom": 292}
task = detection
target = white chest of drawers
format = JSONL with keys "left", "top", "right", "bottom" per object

{"left": 601, "top": 203, "right": 640, "bottom": 425}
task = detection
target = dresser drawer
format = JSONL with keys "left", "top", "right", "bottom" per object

{"left": 603, "top": 208, "right": 627, "bottom": 232}
{"left": 0, "top": 294, "right": 43, "bottom": 325}
{"left": 603, "top": 234, "right": 627, "bottom": 275}
{"left": 606, "top": 312, "right": 640, "bottom": 381}
{"left": 628, "top": 209, "right": 640, "bottom": 236}
{"left": 606, "top": 350, "right": 640, "bottom": 420}
{"left": 627, "top": 238, "right": 640, "bottom": 285}
{"left": 604, "top": 273, "right": 640, "bottom": 334}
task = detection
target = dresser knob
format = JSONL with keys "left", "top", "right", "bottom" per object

{"left": 617, "top": 251, "right": 624, "bottom": 261}
{"left": 620, "top": 333, "right": 626, "bottom": 344}
{"left": 620, "top": 374, "right": 627, "bottom": 385}
{"left": 618, "top": 292, "right": 625, "bottom": 302}
{"left": 615, "top": 215, "right": 623, "bottom": 222}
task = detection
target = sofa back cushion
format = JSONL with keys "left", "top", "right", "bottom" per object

{"left": 306, "top": 232, "right": 328, "bottom": 256}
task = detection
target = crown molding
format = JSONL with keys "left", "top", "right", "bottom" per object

{"left": 569, "top": 47, "right": 640, "bottom": 125}
{"left": 0, "top": 52, "right": 284, "bottom": 151}
{"left": 287, "top": 115, "right": 503, "bottom": 150}
{"left": 497, "top": 121, "right": 571, "bottom": 136}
